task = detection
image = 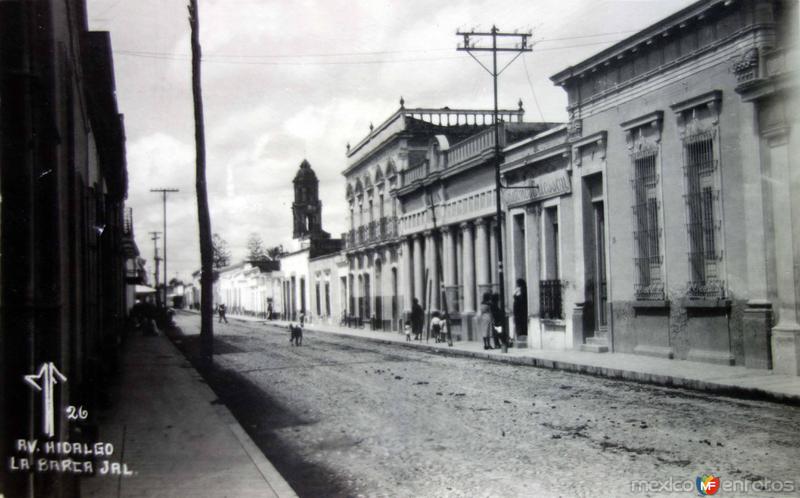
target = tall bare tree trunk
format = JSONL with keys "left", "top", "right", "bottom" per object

{"left": 189, "top": 0, "right": 214, "bottom": 362}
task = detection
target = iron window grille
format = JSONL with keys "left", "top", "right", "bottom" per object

{"left": 683, "top": 131, "right": 724, "bottom": 298}
{"left": 630, "top": 147, "right": 664, "bottom": 300}
{"left": 540, "top": 280, "right": 563, "bottom": 319}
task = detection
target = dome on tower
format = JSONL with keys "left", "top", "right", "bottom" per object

{"left": 294, "top": 159, "right": 318, "bottom": 182}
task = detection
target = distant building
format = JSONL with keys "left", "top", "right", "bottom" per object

{"left": 123, "top": 208, "right": 144, "bottom": 313}
{"left": 499, "top": 124, "right": 575, "bottom": 348}
{"left": 548, "top": 0, "right": 798, "bottom": 373}
{"left": 343, "top": 99, "right": 556, "bottom": 337}
{"left": 393, "top": 109, "right": 556, "bottom": 339}
{"left": 215, "top": 260, "right": 282, "bottom": 318}
{"left": 280, "top": 160, "right": 343, "bottom": 322}
{"left": 309, "top": 251, "right": 349, "bottom": 326}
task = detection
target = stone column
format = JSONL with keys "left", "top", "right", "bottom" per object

{"left": 572, "top": 171, "right": 588, "bottom": 350}
{"left": 402, "top": 237, "right": 413, "bottom": 316}
{"left": 489, "top": 218, "right": 497, "bottom": 286}
{"left": 475, "top": 217, "right": 490, "bottom": 296}
{"left": 767, "top": 127, "right": 800, "bottom": 375}
{"left": 740, "top": 100, "right": 772, "bottom": 369}
{"left": 455, "top": 230, "right": 463, "bottom": 287}
{"left": 461, "top": 222, "right": 476, "bottom": 313}
{"left": 525, "top": 206, "right": 541, "bottom": 317}
{"left": 442, "top": 225, "right": 455, "bottom": 285}
{"left": 413, "top": 234, "right": 424, "bottom": 305}
{"left": 425, "top": 230, "right": 440, "bottom": 311}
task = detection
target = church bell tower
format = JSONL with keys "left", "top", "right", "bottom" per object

{"left": 292, "top": 159, "right": 328, "bottom": 239}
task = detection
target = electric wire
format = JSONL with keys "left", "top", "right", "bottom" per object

{"left": 112, "top": 30, "right": 634, "bottom": 66}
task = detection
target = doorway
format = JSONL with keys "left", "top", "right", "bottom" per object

{"left": 593, "top": 200, "right": 608, "bottom": 334}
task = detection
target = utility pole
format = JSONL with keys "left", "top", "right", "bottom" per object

{"left": 457, "top": 26, "right": 532, "bottom": 353}
{"left": 149, "top": 231, "right": 162, "bottom": 305}
{"left": 151, "top": 188, "right": 179, "bottom": 308}
{"left": 189, "top": 0, "right": 215, "bottom": 364}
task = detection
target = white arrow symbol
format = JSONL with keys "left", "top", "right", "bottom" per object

{"left": 24, "top": 363, "right": 67, "bottom": 438}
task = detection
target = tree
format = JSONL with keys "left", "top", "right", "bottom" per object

{"left": 246, "top": 233, "right": 267, "bottom": 261}
{"left": 266, "top": 244, "right": 286, "bottom": 260}
{"left": 190, "top": 0, "right": 214, "bottom": 362}
{"left": 212, "top": 233, "right": 231, "bottom": 269}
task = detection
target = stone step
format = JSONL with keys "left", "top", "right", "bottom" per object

{"left": 580, "top": 343, "right": 609, "bottom": 353}
{"left": 581, "top": 336, "right": 609, "bottom": 353}
{"left": 585, "top": 336, "right": 609, "bottom": 346}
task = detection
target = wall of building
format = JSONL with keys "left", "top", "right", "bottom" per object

{"left": 552, "top": 0, "right": 797, "bottom": 368}
{"left": 215, "top": 263, "right": 282, "bottom": 318}
{"left": 280, "top": 249, "right": 311, "bottom": 322}
{"left": 0, "top": 1, "right": 129, "bottom": 495}
{"left": 309, "top": 253, "right": 346, "bottom": 325}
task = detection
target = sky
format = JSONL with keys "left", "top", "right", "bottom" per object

{"left": 86, "top": 0, "right": 695, "bottom": 283}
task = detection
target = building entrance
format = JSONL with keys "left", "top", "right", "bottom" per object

{"left": 593, "top": 200, "right": 608, "bottom": 335}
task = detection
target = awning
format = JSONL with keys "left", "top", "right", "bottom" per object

{"left": 135, "top": 285, "right": 157, "bottom": 294}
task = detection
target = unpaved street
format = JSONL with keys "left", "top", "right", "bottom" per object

{"left": 172, "top": 313, "right": 800, "bottom": 498}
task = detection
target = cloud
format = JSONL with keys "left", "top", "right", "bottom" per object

{"left": 89, "top": 0, "right": 696, "bottom": 281}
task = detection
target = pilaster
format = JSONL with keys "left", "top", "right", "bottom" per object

{"left": 461, "top": 222, "right": 476, "bottom": 313}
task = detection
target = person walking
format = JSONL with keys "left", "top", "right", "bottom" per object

{"left": 218, "top": 303, "right": 228, "bottom": 324}
{"left": 430, "top": 312, "right": 442, "bottom": 342}
{"left": 513, "top": 278, "right": 528, "bottom": 339}
{"left": 479, "top": 293, "right": 494, "bottom": 350}
{"left": 411, "top": 298, "right": 424, "bottom": 341}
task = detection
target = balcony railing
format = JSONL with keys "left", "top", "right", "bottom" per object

{"left": 540, "top": 280, "right": 563, "bottom": 320}
{"left": 400, "top": 124, "right": 511, "bottom": 188}
{"left": 123, "top": 207, "right": 134, "bottom": 235}
{"left": 446, "top": 126, "right": 502, "bottom": 167}
{"left": 345, "top": 217, "right": 399, "bottom": 250}
{"left": 686, "top": 279, "right": 724, "bottom": 300}
{"left": 379, "top": 216, "right": 398, "bottom": 239}
{"left": 400, "top": 161, "right": 428, "bottom": 186}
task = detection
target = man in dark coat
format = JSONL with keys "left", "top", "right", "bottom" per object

{"left": 490, "top": 293, "right": 505, "bottom": 348}
{"left": 411, "top": 298, "right": 424, "bottom": 341}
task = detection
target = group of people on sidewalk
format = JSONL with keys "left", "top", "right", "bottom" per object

{"left": 404, "top": 279, "right": 528, "bottom": 350}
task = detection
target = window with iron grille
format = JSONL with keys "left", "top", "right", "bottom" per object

{"left": 631, "top": 148, "right": 664, "bottom": 300}
{"left": 683, "top": 132, "right": 723, "bottom": 298}
{"left": 540, "top": 280, "right": 563, "bottom": 319}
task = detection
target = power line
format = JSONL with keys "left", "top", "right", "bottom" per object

{"left": 113, "top": 51, "right": 464, "bottom": 66}
{"left": 522, "top": 56, "right": 545, "bottom": 122}
{"left": 534, "top": 29, "right": 637, "bottom": 42}
{"left": 110, "top": 30, "right": 633, "bottom": 65}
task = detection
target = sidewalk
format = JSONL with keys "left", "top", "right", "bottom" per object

{"left": 223, "top": 312, "right": 800, "bottom": 405}
{"left": 80, "top": 325, "right": 297, "bottom": 498}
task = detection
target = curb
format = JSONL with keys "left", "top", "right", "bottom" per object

{"left": 162, "top": 325, "right": 299, "bottom": 498}
{"left": 269, "top": 321, "right": 800, "bottom": 406}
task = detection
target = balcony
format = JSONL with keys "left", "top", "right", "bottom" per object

{"left": 123, "top": 207, "right": 134, "bottom": 235}
{"left": 400, "top": 161, "right": 428, "bottom": 186}
{"left": 345, "top": 216, "right": 399, "bottom": 250}
{"left": 446, "top": 126, "right": 501, "bottom": 167}
{"left": 540, "top": 280, "right": 563, "bottom": 320}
